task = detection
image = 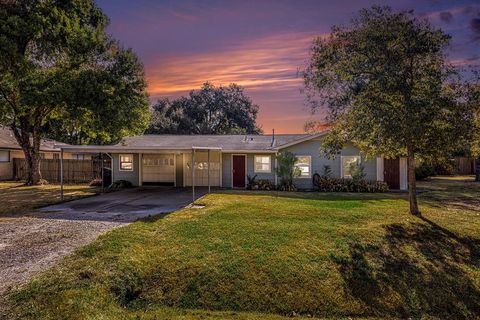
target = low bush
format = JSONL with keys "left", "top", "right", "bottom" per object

{"left": 109, "top": 180, "right": 133, "bottom": 189}
{"left": 89, "top": 178, "right": 103, "bottom": 187}
{"left": 415, "top": 162, "right": 436, "bottom": 181}
{"left": 247, "top": 175, "right": 275, "bottom": 190}
{"left": 314, "top": 176, "right": 388, "bottom": 192}
{"left": 251, "top": 179, "right": 275, "bottom": 191}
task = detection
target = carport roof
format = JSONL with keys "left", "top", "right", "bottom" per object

{"left": 58, "top": 132, "right": 329, "bottom": 153}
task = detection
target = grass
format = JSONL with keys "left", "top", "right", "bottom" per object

{"left": 0, "top": 182, "right": 99, "bottom": 216}
{"left": 6, "top": 176, "right": 480, "bottom": 319}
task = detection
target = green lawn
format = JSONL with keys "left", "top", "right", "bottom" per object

{"left": 6, "top": 177, "right": 480, "bottom": 319}
{"left": 0, "top": 182, "right": 100, "bottom": 216}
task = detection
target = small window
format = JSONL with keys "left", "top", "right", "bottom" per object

{"left": 341, "top": 156, "right": 361, "bottom": 178}
{"left": 0, "top": 150, "right": 9, "bottom": 162}
{"left": 119, "top": 154, "right": 133, "bottom": 171}
{"left": 254, "top": 155, "right": 271, "bottom": 173}
{"left": 295, "top": 156, "right": 311, "bottom": 178}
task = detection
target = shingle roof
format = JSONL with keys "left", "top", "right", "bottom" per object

{"left": 116, "top": 134, "right": 310, "bottom": 151}
{"left": 0, "top": 127, "right": 67, "bottom": 152}
{"left": 58, "top": 132, "right": 330, "bottom": 153}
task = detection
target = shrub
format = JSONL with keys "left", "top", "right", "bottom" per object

{"left": 246, "top": 174, "right": 257, "bottom": 190}
{"left": 89, "top": 178, "right": 103, "bottom": 187}
{"left": 322, "top": 165, "right": 332, "bottom": 177}
{"left": 275, "top": 151, "right": 301, "bottom": 191}
{"left": 314, "top": 176, "right": 388, "bottom": 192}
{"left": 251, "top": 179, "right": 275, "bottom": 191}
{"left": 109, "top": 180, "right": 133, "bottom": 189}
{"left": 415, "top": 162, "right": 436, "bottom": 181}
{"left": 349, "top": 162, "right": 366, "bottom": 181}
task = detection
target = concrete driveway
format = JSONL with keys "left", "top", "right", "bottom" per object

{"left": 0, "top": 187, "right": 206, "bottom": 309}
{"left": 37, "top": 186, "right": 207, "bottom": 222}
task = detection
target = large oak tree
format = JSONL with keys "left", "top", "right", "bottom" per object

{"left": 304, "top": 6, "right": 475, "bottom": 215}
{"left": 0, "top": 0, "right": 149, "bottom": 184}
{"left": 146, "top": 82, "right": 261, "bottom": 135}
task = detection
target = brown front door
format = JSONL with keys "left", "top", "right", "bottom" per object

{"left": 384, "top": 158, "right": 400, "bottom": 190}
{"left": 232, "top": 155, "right": 246, "bottom": 188}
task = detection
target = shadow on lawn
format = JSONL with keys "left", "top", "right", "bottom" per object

{"left": 332, "top": 216, "right": 480, "bottom": 319}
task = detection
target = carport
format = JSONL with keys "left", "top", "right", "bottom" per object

{"left": 57, "top": 144, "right": 221, "bottom": 204}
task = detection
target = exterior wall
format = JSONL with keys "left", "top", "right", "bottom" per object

{"left": 222, "top": 153, "right": 232, "bottom": 188}
{"left": 282, "top": 139, "right": 333, "bottom": 189}
{"left": 281, "top": 140, "right": 378, "bottom": 190}
{"left": 246, "top": 154, "right": 275, "bottom": 183}
{"left": 112, "top": 153, "right": 140, "bottom": 186}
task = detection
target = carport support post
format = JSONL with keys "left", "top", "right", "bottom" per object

{"left": 60, "top": 149, "right": 64, "bottom": 200}
{"left": 208, "top": 149, "right": 211, "bottom": 193}
{"left": 101, "top": 153, "right": 104, "bottom": 191}
{"left": 192, "top": 148, "right": 195, "bottom": 203}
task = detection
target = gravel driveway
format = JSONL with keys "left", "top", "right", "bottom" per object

{"left": 0, "top": 187, "right": 205, "bottom": 312}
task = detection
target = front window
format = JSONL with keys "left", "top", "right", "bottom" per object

{"left": 341, "top": 156, "right": 361, "bottom": 178}
{"left": 119, "top": 154, "right": 133, "bottom": 171}
{"left": 0, "top": 150, "right": 9, "bottom": 162}
{"left": 254, "top": 155, "right": 271, "bottom": 173}
{"left": 295, "top": 156, "right": 311, "bottom": 178}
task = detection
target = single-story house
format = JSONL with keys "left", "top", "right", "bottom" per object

{"left": 59, "top": 132, "right": 408, "bottom": 190}
{"left": 0, "top": 127, "right": 91, "bottom": 180}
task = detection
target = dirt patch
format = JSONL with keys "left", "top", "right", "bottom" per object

{"left": 0, "top": 216, "right": 124, "bottom": 312}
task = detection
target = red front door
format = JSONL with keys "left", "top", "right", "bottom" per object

{"left": 232, "top": 155, "right": 246, "bottom": 188}
{"left": 384, "top": 158, "right": 400, "bottom": 190}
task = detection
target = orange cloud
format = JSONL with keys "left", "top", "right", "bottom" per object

{"left": 145, "top": 32, "right": 319, "bottom": 96}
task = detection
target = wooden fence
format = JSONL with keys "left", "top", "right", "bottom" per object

{"left": 13, "top": 158, "right": 102, "bottom": 183}
{"left": 454, "top": 157, "right": 476, "bottom": 175}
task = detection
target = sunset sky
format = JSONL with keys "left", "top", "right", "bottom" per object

{"left": 97, "top": 0, "right": 480, "bottom": 133}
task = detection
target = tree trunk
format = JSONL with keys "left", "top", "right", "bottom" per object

{"left": 10, "top": 116, "right": 43, "bottom": 185}
{"left": 24, "top": 151, "right": 42, "bottom": 185}
{"left": 407, "top": 148, "right": 420, "bottom": 216}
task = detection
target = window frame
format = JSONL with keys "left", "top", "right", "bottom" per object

{"left": 119, "top": 154, "right": 134, "bottom": 172}
{"left": 254, "top": 155, "right": 271, "bottom": 173}
{"left": 340, "top": 155, "right": 361, "bottom": 178}
{"left": 0, "top": 150, "right": 10, "bottom": 163}
{"left": 294, "top": 155, "right": 312, "bottom": 178}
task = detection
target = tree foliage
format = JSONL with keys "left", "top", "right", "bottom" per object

{"left": 146, "top": 82, "right": 261, "bottom": 135}
{"left": 0, "top": 0, "right": 149, "bottom": 184}
{"left": 303, "top": 6, "right": 475, "bottom": 214}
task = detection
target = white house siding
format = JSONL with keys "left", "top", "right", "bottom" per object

{"left": 183, "top": 151, "right": 221, "bottom": 187}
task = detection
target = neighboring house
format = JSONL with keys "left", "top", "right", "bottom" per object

{"left": 60, "top": 132, "right": 408, "bottom": 190}
{"left": 0, "top": 127, "right": 91, "bottom": 180}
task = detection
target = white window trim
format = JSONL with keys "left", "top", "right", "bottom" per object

{"left": 340, "top": 155, "right": 361, "bottom": 178}
{"left": 254, "top": 155, "right": 271, "bottom": 173}
{"left": 295, "top": 155, "right": 312, "bottom": 179}
{"left": 0, "top": 150, "right": 10, "bottom": 163}
{"left": 119, "top": 153, "right": 134, "bottom": 172}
